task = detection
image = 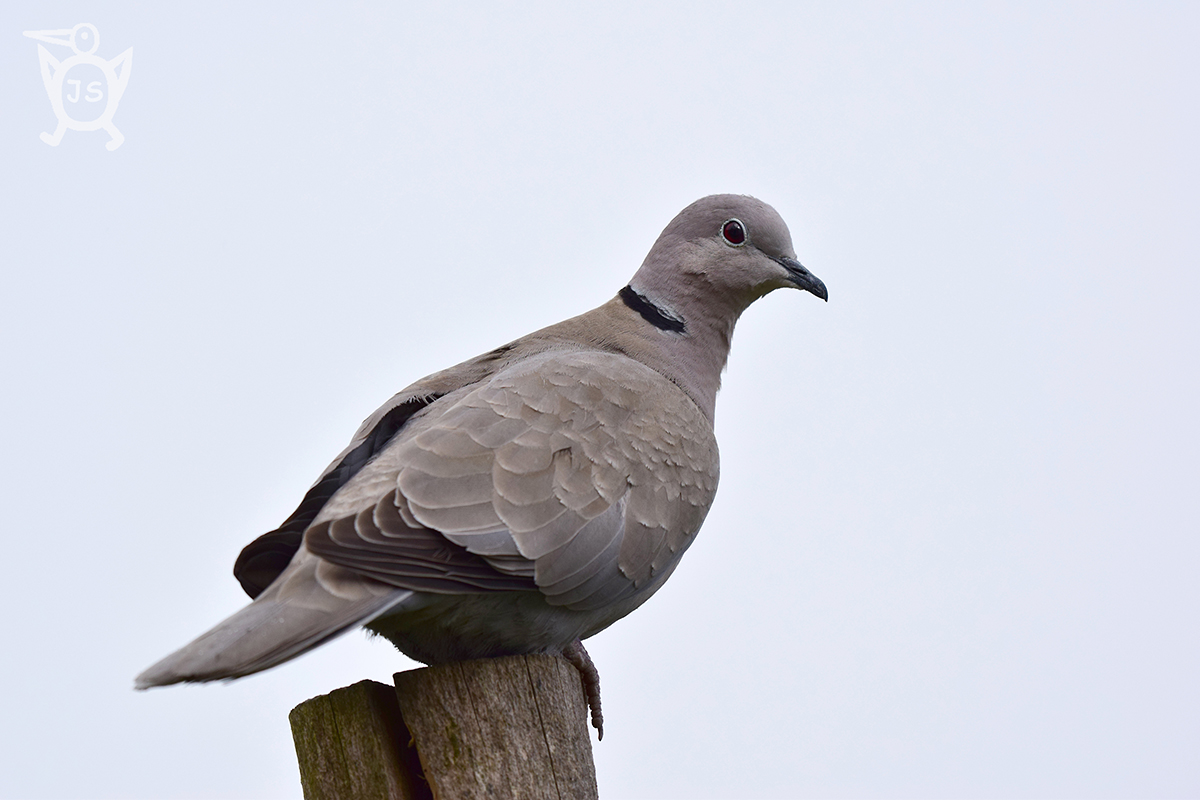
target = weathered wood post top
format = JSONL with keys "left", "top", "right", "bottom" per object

{"left": 290, "top": 654, "right": 599, "bottom": 800}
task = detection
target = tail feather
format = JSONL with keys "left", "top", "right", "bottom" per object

{"left": 135, "top": 559, "right": 409, "bottom": 689}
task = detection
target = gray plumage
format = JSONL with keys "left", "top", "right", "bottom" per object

{"left": 136, "top": 195, "right": 827, "bottom": 724}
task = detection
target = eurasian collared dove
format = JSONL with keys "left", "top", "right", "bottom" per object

{"left": 135, "top": 194, "right": 827, "bottom": 737}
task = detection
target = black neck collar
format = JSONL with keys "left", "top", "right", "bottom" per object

{"left": 619, "top": 285, "right": 686, "bottom": 333}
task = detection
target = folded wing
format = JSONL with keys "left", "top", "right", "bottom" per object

{"left": 306, "top": 349, "right": 720, "bottom": 612}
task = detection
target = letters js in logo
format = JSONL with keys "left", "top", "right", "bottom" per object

{"left": 24, "top": 23, "right": 133, "bottom": 151}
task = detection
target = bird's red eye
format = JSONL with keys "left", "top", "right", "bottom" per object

{"left": 722, "top": 219, "right": 746, "bottom": 246}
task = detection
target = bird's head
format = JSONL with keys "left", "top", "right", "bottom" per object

{"left": 629, "top": 195, "right": 827, "bottom": 326}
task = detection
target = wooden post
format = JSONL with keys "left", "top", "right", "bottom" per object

{"left": 289, "top": 679, "right": 428, "bottom": 800}
{"left": 290, "top": 655, "right": 598, "bottom": 800}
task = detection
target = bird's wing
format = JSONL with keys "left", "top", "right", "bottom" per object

{"left": 233, "top": 342, "right": 533, "bottom": 597}
{"left": 305, "top": 348, "right": 720, "bottom": 612}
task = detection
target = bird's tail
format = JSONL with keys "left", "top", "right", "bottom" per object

{"left": 135, "top": 557, "right": 408, "bottom": 689}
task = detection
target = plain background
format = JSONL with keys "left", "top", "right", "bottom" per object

{"left": 2, "top": 2, "right": 1197, "bottom": 798}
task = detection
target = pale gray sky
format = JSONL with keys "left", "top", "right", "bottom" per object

{"left": 2, "top": 2, "right": 1197, "bottom": 798}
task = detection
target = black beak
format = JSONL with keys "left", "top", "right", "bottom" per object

{"left": 774, "top": 256, "right": 828, "bottom": 301}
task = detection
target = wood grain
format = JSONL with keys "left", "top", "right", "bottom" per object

{"left": 290, "top": 656, "right": 598, "bottom": 799}
{"left": 290, "top": 679, "right": 429, "bottom": 800}
{"left": 393, "top": 655, "right": 598, "bottom": 800}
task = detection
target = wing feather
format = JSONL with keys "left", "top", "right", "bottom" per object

{"left": 304, "top": 350, "right": 718, "bottom": 612}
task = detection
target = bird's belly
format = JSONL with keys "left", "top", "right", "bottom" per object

{"left": 365, "top": 591, "right": 621, "bottom": 664}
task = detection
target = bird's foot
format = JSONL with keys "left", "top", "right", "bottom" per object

{"left": 562, "top": 639, "right": 604, "bottom": 740}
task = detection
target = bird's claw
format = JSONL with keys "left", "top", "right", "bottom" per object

{"left": 562, "top": 639, "right": 604, "bottom": 740}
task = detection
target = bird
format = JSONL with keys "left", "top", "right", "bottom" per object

{"left": 135, "top": 194, "right": 827, "bottom": 738}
